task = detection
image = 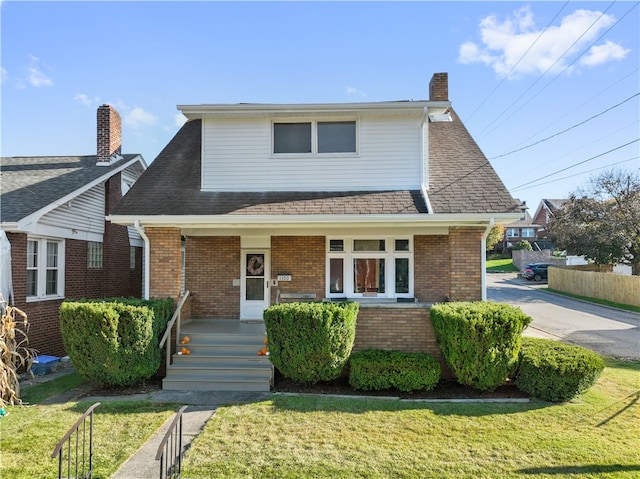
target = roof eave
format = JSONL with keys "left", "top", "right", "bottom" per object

{"left": 107, "top": 212, "right": 523, "bottom": 229}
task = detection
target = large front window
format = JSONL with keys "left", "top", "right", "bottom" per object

{"left": 327, "top": 237, "right": 412, "bottom": 299}
{"left": 27, "top": 237, "right": 65, "bottom": 300}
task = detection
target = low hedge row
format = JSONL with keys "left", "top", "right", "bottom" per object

{"left": 349, "top": 349, "right": 440, "bottom": 392}
{"left": 515, "top": 337, "right": 605, "bottom": 402}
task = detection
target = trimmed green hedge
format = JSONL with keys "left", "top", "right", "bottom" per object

{"left": 263, "top": 302, "right": 359, "bottom": 384}
{"left": 515, "top": 337, "right": 605, "bottom": 402}
{"left": 349, "top": 349, "right": 441, "bottom": 392}
{"left": 430, "top": 301, "right": 532, "bottom": 391}
{"left": 59, "top": 298, "right": 173, "bottom": 387}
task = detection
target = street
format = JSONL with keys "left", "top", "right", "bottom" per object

{"left": 486, "top": 273, "right": 640, "bottom": 360}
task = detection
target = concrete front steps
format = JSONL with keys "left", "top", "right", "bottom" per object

{"left": 162, "top": 319, "right": 273, "bottom": 392}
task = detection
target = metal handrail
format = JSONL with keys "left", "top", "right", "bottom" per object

{"left": 156, "top": 405, "right": 188, "bottom": 479}
{"left": 159, "top": 291, "right": 190, "bottom": 368}
{"left": 51, "top": 402, "right": 100, "bottom": 479}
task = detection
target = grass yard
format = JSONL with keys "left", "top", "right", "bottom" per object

{"left": 183, "top": 358, "right": 640, "bottom": 479}
{"left": 1, "top": 396, "right": 177, "bottom": 479}
{"left": 486, "top": 257, "right": 519, "bottom": 272}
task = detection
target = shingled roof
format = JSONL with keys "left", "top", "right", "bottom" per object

{"left": 1, "top": 155, "right": 141, "bottom": 223}
{"left": 112, "top": 109, "right": 521, "bottom": 218}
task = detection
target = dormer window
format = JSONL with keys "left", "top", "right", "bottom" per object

{"left": 273, "top": 121, "right": 357, "bottom": 155}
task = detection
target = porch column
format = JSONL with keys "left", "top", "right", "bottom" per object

{"left": 146, "top": 227, "right": 182, "bottom": 301}
{"left": 449, "top": 227, "right": 484, "bottom": 301}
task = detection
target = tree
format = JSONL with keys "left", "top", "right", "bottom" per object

{"left": 547, "top": 169, "right": 640, "bottom": 275}
{"left": 486, "top": 224, "right": 505, "bottom": 252}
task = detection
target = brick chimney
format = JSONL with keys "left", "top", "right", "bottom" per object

{"left": 97, "top": 104, "right": 122, "bottom": 165}
{"left": 429, "top": 73, "right": 448, "bottom": 101}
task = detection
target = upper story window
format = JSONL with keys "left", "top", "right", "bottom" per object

{"left": 327, "top": 237, "right": 412, "bottom": 299}
{"left": 27, "top": 237, "right": 65, "bottom": 301}
{"left": 506, "top": 228, "right": 519, "bottom": 237}
{"left": 273, "top": 121, "right": 357, "bottom": 155}
{"left": 521, "top": 228, "right": 535, "bottom": 238}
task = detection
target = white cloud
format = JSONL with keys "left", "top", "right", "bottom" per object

{"left": 26, "top": 54, "right": 53, "bottom": 87}
{"left": 580, "top": 40, "right": 631, "bottom": 67}
{"left": 458, "top": 7, "right": 628, "bottom": 78}
{"left": 346, "top": 86, "right": 367, "bottom": 98}
{"left": 124, "top": 107, "right": 157, "bottom": 128}
{"left": 174, "top": 113, "right": 187, "bottom": 127}
{"left": 0, "top": 67, "right": 7, "bottom": 84}
{"left": 74, "top": 93, "right": 100, "bottom": 108}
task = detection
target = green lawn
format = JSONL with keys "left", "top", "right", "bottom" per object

{"left": 1, "top": 379, "right": 177, "bottom": 479}
{"left": 183, "top": 358, "right": 640, "bottom": 479}
{"left": 486, "top": 257, "right": 519, "bottom": 272}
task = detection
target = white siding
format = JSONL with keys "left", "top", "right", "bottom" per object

{"left": 40, "top": 184, "right": 105, "bottom": 235}
{"left": 201, "top": 116, "right": 423, "bottom": 191}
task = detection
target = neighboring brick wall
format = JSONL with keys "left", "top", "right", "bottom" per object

{"left": 185, "top": 236, "right": 240, "bottom": 318}
{"left": 449, "top": 227, "right": 484, "bottom": 301}
{"left": 271, "top": 236, "right": 325, "bottom": 303}
{"left": 147, "top": 227, "right": 182, "bottom": 301}
{"left": 353, "top": 306, "right": 452, "bottom": 378}
{"left": 415, "top": 235, "right": 450, "bottom": 302}
{"left": 6, "top": 229, "right": 141, "bottom": 357}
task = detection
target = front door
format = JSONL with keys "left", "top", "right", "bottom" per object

{"left": 240, "top": 251, "right": 270, "bottom": 320}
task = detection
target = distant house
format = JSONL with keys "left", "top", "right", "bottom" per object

{"left": 0, "top": 105, "right": 146, "bottom": 357}
{"left": 531, "top": 199, "right": 569, "bottom": 249}
{"left": 106, "top": 73, "right": 524, "bottom": 391}
{"left": 501, "top": 212, "right": 541, "bottom": 251}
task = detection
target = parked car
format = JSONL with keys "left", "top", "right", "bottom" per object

{"left": 522, "top": 263, "right": 551, "bottom": 282}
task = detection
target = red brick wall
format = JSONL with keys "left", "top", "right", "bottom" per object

{"left": 147, "top": 227, "right": 182, "bottom": 301}
{"left": 449, "top": 227, "right": 484, "bottom": 301}
{"left": 271, "top": 236, "right": 325, "bottom": 302}
{"left": 415, "top": 235, "right": 450, "bottom": 302}
{"left": 6, "top": 227, "right": 142, "bottom": 358}
{"left": 185, "top": 236, "right": 240, "bottom": 318}
{"left": 353, "top": 306, "right": 452, "bottom": 378}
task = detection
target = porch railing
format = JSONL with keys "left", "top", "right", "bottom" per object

{"left": 159, "top": 291, "right": 190, "bottom": 368}
{"left": 51, "top": 402, "right": 100, "bottom": 479}
{"left": 156, "top": 405, "right": 188, "bottom": 479}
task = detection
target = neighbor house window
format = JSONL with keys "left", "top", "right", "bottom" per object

{"left": 327, "top": 237, "right": 412, "bottom": 299}
{"left": 522, "top": 228, "right": 535, "bottom": 238}
{"left": 27, "top": 237, "right": 65, "bottom": 300}
{"left": 87, "top": 242, "right": 103, "bottom": 269}
{"left": 273, "top": 121, "right": 357, "bottom": 155}
{"left": 506, "top": 228, "right": 519, "bottom": 237}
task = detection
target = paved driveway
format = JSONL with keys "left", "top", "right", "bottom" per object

{"left": 487, "top": 273, "right": 640, "bottom": 360}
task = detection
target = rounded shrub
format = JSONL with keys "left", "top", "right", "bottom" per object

{"left": 60, "top": 300, "right": 170, "bottom": 387}
{"left": 515, "top": 337, "right": 605, "bottom": 402}
{"left": 263, "top": 301, "right": 359, "bottom": 384}
{"left": 349, "top": 349, "right": 441, "bottom": 392}
{"left": 430, "top": 301, "right": 532, "bottom": 391}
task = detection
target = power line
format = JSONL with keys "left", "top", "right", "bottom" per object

{"left": 475, "top": 1, "right": 622, "bottom": 139}
{"left": 499, "top": 67, "right": 639, "bottom": 154}
{"left": 510, "top": 138, "right": 640, "bottom": 190}
{"left": 489, "top": 92, "right": 639, "bottom": 160}
{"left": 465, "top": 1, "right": 570, "bottom": 122}
{"left": 510, "top": 156, "right": 639, "bottom": 191}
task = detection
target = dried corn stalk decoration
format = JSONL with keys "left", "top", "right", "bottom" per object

{"left": 1, "top": 296, "right": 33, "bottom": 407}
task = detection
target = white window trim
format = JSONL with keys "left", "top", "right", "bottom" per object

{"left": 325, "top": 236, "right": 413, "bottom": 300}
{"left": 26, "top": 236, "right": 65, "bottom": 302}
{"left": 271, "top": 119, "right": 359, "bottom": 158}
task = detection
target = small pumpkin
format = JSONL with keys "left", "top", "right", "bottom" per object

{"left": 180, "top": 335, "right": 191, "bottom": 345}
{"left": 180, "top": 346, "right": 191, "bottom": 355}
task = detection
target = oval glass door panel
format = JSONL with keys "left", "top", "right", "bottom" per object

{"left": 245, "top": 254, "right": 265, "bottom": 301}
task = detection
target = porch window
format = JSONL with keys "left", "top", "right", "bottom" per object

{"left": 327, "top": 237, "right": 412, "bottom": 299}
{"left": 27, "top": 237, "right": 65, "bottom": 301}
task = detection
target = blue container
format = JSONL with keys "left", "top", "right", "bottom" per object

{"left": 31, "top": 355, "right": 60, "bottom": 376}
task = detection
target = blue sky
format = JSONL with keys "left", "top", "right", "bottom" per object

{"left": 1, "top": 1, "right": 638, "bottom": 215}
